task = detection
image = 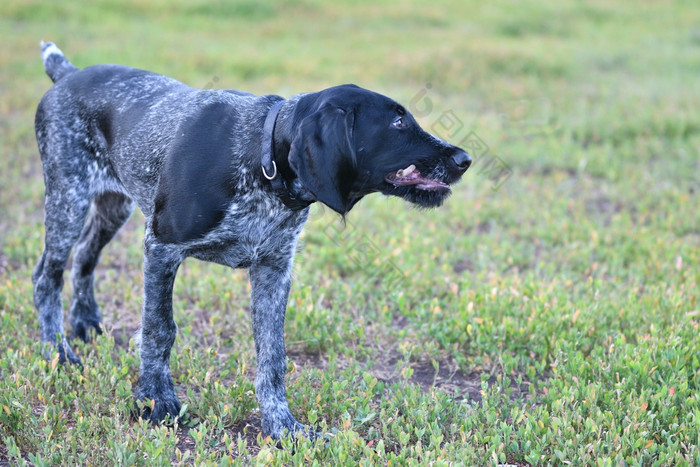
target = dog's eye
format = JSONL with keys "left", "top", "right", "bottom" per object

{"left": 392, "top": 116, "right": 407, "bottom": 129}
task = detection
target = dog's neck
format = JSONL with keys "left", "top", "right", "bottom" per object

{"left": 270, "top": 93, "right": 306, "bottom": 181}
{"left": 261, "top": 97, "right": 314, "bottom": 210}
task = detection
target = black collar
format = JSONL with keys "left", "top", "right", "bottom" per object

{"left": 261, "top": 99, "right": 313, "bottom": 211}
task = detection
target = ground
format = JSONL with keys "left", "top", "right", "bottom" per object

{"left": 0, "top": 0, "right": 698, "bottom": 465}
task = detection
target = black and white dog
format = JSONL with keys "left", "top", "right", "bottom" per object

{"left": 33, "top": 42, "right": 470, "bottom": 439}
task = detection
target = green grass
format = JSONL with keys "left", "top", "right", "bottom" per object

{"left": 1, "top": 0, "right": 699, "bottom": 464}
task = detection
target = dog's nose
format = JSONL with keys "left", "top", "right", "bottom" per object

{"left": 450, "top": 150, "right": 472, "bottom": 171}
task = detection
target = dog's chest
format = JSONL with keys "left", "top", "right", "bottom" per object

{"left": 186, "top": 189, "right": 309, "bottom": 268}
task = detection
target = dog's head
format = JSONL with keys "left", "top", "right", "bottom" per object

{"left": 287, "top": 84, "right": 470, "bottom": 214}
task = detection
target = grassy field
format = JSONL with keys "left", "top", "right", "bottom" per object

{"left": 1, "top": 0, "right": 698, "bottom": 464}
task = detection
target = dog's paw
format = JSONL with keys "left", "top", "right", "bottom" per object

{"left": 137, "top": 396, "right": 182, "bottom": 424}
{"left": 263, "top": 410, "right": 320, "bottom": 441}
{"left": 70, "top": 316, "right": 103, "bottom": 343}
{"left": 134, "top": 380, "right": 182, "bottom": 424}
{"left": 44, "top": 339, "right": 83, "bottom": 367}
{"left": 69, "top": 301, "right": 103, "bottom": 343}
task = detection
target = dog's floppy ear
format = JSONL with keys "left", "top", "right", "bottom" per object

{"left": 288, "top": 104, "right": 357, "bottom": 215}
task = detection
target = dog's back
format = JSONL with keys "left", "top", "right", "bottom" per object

{"left": 35, "top": 42, "right": 272, "bottom": 216}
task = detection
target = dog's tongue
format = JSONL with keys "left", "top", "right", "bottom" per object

{"left": 386, "top": 164, "right": 449, "bottom": 191}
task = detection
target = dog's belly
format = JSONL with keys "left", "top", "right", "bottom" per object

{"left": 181, "top": 201, "right": 309, "bottom": 268}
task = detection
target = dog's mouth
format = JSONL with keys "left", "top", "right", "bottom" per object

{"left": 384, "top": 164, "right": 450, "bottom": 192}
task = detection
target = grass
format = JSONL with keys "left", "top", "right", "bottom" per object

{"left": 1, "top": 0, "right": 698, "bottom": 464}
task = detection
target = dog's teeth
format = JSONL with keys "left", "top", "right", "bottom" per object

{"left": 396, "top": 164, "right": 416, "bottom": 178}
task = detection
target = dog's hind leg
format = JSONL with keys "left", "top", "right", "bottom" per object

{"left": 33, "top": 101, "right": 96, "bottom": 365}
{"left": 69, "top": 192, "right": 134, "bottom": 342}
{"left": 33, "top": 171, "right": 91, "bottom": 365}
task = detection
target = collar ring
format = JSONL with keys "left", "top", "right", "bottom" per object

{"left": 262, "top": 160, "right": 277, "bottom": 180}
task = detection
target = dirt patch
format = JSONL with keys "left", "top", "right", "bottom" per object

{"left": 453, "top": 258, "right": 475, "bottom": 274}
{"left": 460, "top": 220, "right": 495, "bottom": 236}
{"left": 227, "top": 414, "right": 264, "bottom": 457}
{"left": 0, "top": 443, "right": 8, "bottom": 466}
{"left": 372, "top": 355, "right": 530, "bottom": 403}
{"left": 0, "top": 251, "right": 10, "bottom": 276}
{"left": 288, "top": 348, "right": 532, "bottom": 404}
{"left": 173, "top": 414, "right": 264, "bottom": 460}
{"left": 287, "top": 350, "right": 328, "bottom": 372}
{"left": 584, "top": 195, "right": 628, "bottom": 227}
{"left": 409, "top": 360, "right": 486, "bottom": 400}
{"left": 110, "top": 325, "right": 140, "bottom": 349}
{"left": 174, "top": 426, "right": 197, "bottom": 455}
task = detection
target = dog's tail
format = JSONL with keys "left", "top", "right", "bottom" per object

{"left": 40, "top": 41, "right": 78, "bottom": 83}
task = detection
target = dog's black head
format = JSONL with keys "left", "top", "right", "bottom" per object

{"left": 285, "top": 84, "right": 470, "bottom": 214}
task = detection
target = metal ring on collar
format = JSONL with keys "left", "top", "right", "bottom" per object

{"left": 262, "top": 161, "right": 277, "bottom": 180}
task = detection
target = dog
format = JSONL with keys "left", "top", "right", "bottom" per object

{"left": 33, "top": 41, "right": 471, "bottom": 439}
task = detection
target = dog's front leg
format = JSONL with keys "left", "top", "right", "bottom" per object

{"left": 249, "top": 259, "right": 309, "bottom": 440}
{"left": 135, "top": 232, "right": 184, "bottom": 423}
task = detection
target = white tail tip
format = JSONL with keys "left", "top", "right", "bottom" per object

{"left": 40, "top": 41, "right": 63, "bottom": 63}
